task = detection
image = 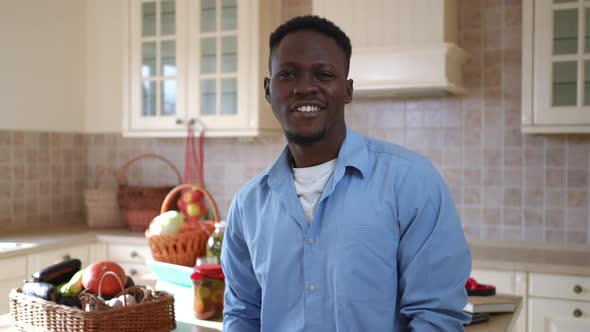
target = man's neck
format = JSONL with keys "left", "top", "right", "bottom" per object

{"left": 288, "top": 133, "right": 344, "bottom": 168}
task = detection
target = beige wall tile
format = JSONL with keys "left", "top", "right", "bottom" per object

{"left": 0, "top": 131, "right": 11, "bottom": 146}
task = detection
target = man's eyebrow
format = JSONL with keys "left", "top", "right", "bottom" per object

{"left": 275, "top": 61, "right": 336, "bottom": 68}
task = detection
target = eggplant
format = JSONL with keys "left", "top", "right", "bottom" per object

{"left": 22, "top": 281, "right": 58, "bottom": 302}
{"left": 32, "top": 258, "right": 82, "bottom": 286}
{"left": 58, "top": 295, "right": 82, "bottom": 309}
{"left": 125, "top": 275, "right": 135, "bottom": 288}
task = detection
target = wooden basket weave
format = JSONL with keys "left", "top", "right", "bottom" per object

{"left": 9, "top": 288, "right": 175, "bottom": 332}
{"left": 117, "top": 153, "right": 182, "bottom": 232}
{"left": 146, "top": 184, "right": 218, "bottom": 267}
{"left": 84, "top": 168, "right": 124, "bottom": 228}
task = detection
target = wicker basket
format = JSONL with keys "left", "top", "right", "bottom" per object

{"left": 84, "top": 168, "right": 125, "bottom": 229}
{"left": 146, "top": 184, "right": 218, "bottom": 267}
{"left": 117, "top": 153, "right": 182, "bottom": 232}
{"left": 9, "top": 286, "right": 175, "bottom": 332}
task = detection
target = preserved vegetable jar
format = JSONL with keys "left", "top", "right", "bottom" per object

{"left": 191, "top": 257, "right": 225, "bottom": 320}
{"left": 206, "top": 221, "right": 226, "bottom": 263}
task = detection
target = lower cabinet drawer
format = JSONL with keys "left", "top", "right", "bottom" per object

{"left": 529, "top": 273, "right": 590, "bottom": 302}
{"left": 118, "top": 263, "right": 156, "bottom": 288}
{"left": 107, "top": 244, "right": 151, "bottom": 264}
{"left": 528, "top": 297, "right": 590, "bottom": 331}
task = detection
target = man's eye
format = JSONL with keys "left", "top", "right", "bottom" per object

{"left": 278, "top": 72, "right": 295, "bottom": 79}
{"left": 318, "top": 72, "right": 334, "bottom": 79}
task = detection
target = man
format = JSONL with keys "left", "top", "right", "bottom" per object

{"left": 221, "top": 15, "right": 471, "bottom": 331}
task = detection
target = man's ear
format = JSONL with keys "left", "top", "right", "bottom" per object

{"left": 345, "top": 79, "right": 353, "bottom": 104}
{"left": 264, "top": 77, "right": 271, "bottom": 103}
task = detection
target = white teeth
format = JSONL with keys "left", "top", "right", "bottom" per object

{"left": 297, "top": 105, "right": 320, "bottom": 112}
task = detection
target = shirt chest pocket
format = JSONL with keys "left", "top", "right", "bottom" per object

{"left": 334, "top": 224, "right": 397, "bottom": 303}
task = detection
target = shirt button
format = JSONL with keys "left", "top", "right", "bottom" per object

{"left": 308, "top": 238, "right": 315, "bottom": 245}
{"left": 308, "top": 285, "right": 316, "bottom": 292}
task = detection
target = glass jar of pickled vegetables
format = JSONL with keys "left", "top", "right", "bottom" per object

{"left": 191, "top": 257, "right": 225, "bottom": 320}
{"left": 206, "top": 221, "right": 226, "bottom": 264}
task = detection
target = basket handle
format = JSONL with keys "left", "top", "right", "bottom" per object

{"left": 98, "top": 271, "right": 127, "bottom": 305}
{"left": 95, "top": 168, "right": 118, "bottom": 189}
{"left": 160, "top": 184, "right": 220, "bottom": 222}
{"left": 117, "top": 153, "right": 182, "bottom": 185}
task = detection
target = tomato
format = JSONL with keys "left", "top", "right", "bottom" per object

{"left": 82, "top": 261, "right": 126, "bottom": 297}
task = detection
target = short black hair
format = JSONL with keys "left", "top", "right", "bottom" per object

{"left": 268, "top": 15, "right": 352, "bottom": 75}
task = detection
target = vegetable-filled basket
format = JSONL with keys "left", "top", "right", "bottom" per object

{"left": 117, "top": 153, "right": 182, "bottom": 232}
{"left": 146, "top": 184, "right": 218, "bottom": 267}
{"left": 9, "top": 286, "right": 175, "bottom": 332}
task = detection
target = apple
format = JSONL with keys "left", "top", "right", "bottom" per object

{"left": 149, "top": 210, "right": 184, "bottom": 235}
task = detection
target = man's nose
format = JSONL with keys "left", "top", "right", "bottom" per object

{"left": 292, "top": 74, "right": 319, "bottom": 96}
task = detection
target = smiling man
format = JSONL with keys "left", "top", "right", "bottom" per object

{"left": 221, "top": 15, "right": 472, "bottom": 331}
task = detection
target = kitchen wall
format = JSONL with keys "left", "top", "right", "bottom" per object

{"left": 0, "top": 0, "right": 85, "bottom": 132}
{"left": 2, "top": 0, "right": 589, "bottom": 244}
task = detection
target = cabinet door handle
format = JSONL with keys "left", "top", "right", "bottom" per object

{"left": 573, "top": 285, "right": 583, "bottom": 294}
{"left": 130, "top": 269, "right": 138, "bottom": 276}
{"left": 573, "top": 309, "right": 582, "bottom": 318}
{"left": 62, "top": 254, "right": 71, "bottom": 260}
{"left": 176, "top": 118, "right": 183, "bottom": 125}
{"left": 130, "top": 251, "right": 138, "bottom": 258}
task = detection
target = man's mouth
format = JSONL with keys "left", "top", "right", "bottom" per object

{"left": 296, "top": 105, "right": 321, "bottom": 113}
{"left": 291, "top": 102, "right": 325, "bottom": 113}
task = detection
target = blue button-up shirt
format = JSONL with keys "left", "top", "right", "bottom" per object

{"left": 221, "top": 128, "right": 471, "bottom": 331}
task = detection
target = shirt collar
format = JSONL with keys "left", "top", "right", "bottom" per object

{"left": 259, "top": 127, "right": 369, "bottom": 189}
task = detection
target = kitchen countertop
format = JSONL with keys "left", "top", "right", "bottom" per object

{"left": 0, "top": 297, "right": 520, "bottom": 332}
{"left": 468, "top": 239, "right": 590, "bottom": 276}
{"left": 2, "top": 225, "right": 589, "bottom": 276}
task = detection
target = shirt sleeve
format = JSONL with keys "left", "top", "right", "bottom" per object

{"left": 396, "top": 161, "right": 472, "bottom": 331}
{"left": 221, "top": 195, "right": 262, "bottom": 331}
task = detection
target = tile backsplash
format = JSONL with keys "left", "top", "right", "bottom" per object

{"left": 1, "top": 0, "right": 589, "bottom": 244}
{"left": 0, "top": 131, "right": 85, "bottom": 231}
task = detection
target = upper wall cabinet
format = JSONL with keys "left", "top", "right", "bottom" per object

{"left": 522, "top": 0, "right": 590, "bottom": 133}
{"left": 122, "top": 0, "right": 281, "bottom": 137}
{"left": 312, "top": 0, "right": 468, "bottom": 97}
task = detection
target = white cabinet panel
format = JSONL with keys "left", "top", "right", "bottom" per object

{"left": 529, "top": 273, "right": 590, "bottom": 302}
{"left": 529, "top": 297, "right": 590, "bottom": 332}
{"left": 0, "top": 256, "right": 27, "bottom": 315}
{"left": 106, "top": 243, "right": 151, "bottom": 264}
{"left": 26, "top": 245, "right": 90, "bottom": 276}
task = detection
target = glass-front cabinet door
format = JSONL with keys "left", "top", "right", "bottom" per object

{"left": 128, "top": 0, "right": 187, "bottom": 131}
{"left": 124, "top": 0, "right": 280, "bottom": 137}
{"left": 187, "top": 0, "right": 248, "bottom": 131}
{"left": 524, "top": 0, "right": 590, "bottom": 132}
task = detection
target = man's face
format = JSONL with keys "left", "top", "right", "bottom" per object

{"left": 264, "top": 30, "right": 353, "bottom": 146}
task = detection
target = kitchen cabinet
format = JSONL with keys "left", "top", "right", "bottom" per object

{"left": 26, "top": 244, "right": 90, "bottom": 277}
{"left": 95, "top": 235, "right": 156, "bottom": 287}
{"left": 528, "top": 272, "right": 590, "bottom": 331}
{"left": 471, "top": 269, "right": 527, "bottom": 332}
{"left": 0, "top": 257, "right": 27, "bottom": 314}
{"left": 122, "top": 0, "right": 281, "bottom": 137}
{"left": 528, "top": 298, "right": 590, "bottom": 331}
{"left": 522, "top": 0, "right": 590, "bottom": 133}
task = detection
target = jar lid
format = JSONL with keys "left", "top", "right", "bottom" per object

{"left": 191, "top": 264, "right": 224, "bottom": 281}
{"left": 214, "top": 221, "right": 226, "bottom": 231}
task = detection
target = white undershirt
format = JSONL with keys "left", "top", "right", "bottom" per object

{"left": 292, "top": 159, "right": 337, "bottom": 224}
